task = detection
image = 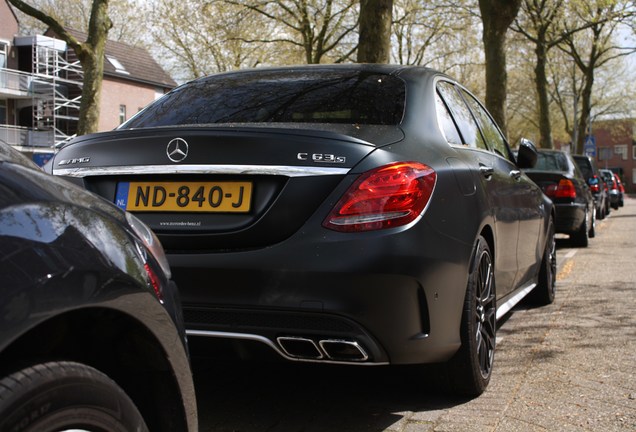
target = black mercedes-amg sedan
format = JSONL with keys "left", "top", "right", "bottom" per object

{"left": 1, "top": 142, "right": 197, "bottom": 431}
{"left": 48, "top": 64, "right": 555, "bottom": 396}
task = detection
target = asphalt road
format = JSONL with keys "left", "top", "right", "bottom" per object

{"left": 194, "top": 195, "right": 636, "bottom": 432}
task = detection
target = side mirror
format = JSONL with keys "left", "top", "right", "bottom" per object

{"left": 516, "top": 138, "right": 537, "bottom": 169}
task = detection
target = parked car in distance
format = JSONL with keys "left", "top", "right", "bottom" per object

{"left": 47, "top": 64, "right": 556, "bottom": 397}
{"left": 573, "top": 154, "right": 608, "bottom": 219}
{"left": 523, "top": 149, "right": 595, "bottom": 247}
{"left": 612, "top": 172, "right": 625, "bottom": 208}
{"left": 0, "top": 142, "right": 197, "bottom": 431}
{"left": 600, "top": 168, "right": 624, "bottom": 210}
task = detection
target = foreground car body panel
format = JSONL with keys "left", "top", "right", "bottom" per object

{"left": 50, "top": 65, "right": 553, "bottom": 395}
{"left": 0, "top": 143, "right": 197, "bottom": 431}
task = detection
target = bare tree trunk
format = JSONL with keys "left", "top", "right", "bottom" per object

{"left": 478, "top": 0, "right": 521, "bottom": 138}
{"left": 534, "top": 42, "right": 553, "bottom": 148}
{"left": 357, "top": 0, "right": 393, "bottom": 63}
{"left": 76, "top": 0, "right": 111, "bottom": 135}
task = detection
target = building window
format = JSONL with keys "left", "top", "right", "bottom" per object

{"left": 614, "top": 144, "right": 628, "bottom": 160}
{"left": 119, "top": 105, "right": 127, "bottom": 124}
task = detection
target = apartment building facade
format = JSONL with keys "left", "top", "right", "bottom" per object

{"left": 1, "top": 0, "right": 176, "bottom": 165}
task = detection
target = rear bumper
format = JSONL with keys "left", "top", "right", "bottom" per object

{"left": 554, "top": 203, "right": 586, "bottom": 234}
{"left": 169, "top": 222, "right": 473, "bottom": 365}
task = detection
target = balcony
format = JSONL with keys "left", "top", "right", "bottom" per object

{"left": 0, "top": 125, "right": 54, "bottom": 148}
{"left": 0, "top": 68, "right": 41, "bottom": 99}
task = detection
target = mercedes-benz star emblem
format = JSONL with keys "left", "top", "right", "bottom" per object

{"left": 167, "top": 138, "right": 189, "bottom": 163}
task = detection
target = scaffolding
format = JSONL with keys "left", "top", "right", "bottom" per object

{"left": 16, "top": 35, "right": 83, "bottom": 148}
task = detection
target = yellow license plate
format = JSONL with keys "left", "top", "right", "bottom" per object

{"left": 116, "top": 181, "right": 252, "bottom": 212}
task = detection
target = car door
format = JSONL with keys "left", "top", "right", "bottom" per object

{"left": 457, "top": 88, "right": 545, "bottom": 291}
{"left": 436, "top": 81, "right": 519, "bottom": 297}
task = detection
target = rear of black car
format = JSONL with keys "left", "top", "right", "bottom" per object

{"left": 49, "top": 67, "right": 442, "bottom": 365}
{"left": 524, "top": 150, "right": 594, "bottom": 247}
{"left": 47, "top": 65, "right": 553, "bottom": 398}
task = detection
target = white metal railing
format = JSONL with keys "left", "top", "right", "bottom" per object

{"left": 0, "top": 125, "right": 54, "bottom": 147}
{"left": 0, "top": 68, "right": 36, "bottom": 96}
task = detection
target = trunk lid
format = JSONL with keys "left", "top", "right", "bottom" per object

{"left": 52, "top": 125, "right": 404, "bottom": 251}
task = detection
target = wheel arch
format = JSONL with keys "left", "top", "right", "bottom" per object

{"left": 0, "top": 307, "right": 190, "bottom": 432}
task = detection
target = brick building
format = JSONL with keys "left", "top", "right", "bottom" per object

{"left": 589, "top": 118, "right": 636, "bottom": 193}
{"left": 1, "top": 0, "right": 176, "bottom": 165}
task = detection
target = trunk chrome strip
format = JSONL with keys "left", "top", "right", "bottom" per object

{"left": 54, "top": 164, "right": 350, "bottom": 178}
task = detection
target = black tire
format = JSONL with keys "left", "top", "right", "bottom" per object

{"left": 571, "top": 209, "right": 589, "bottom": 247}
{"left": 588, "top": 205, "right": 596, "bottom": 238}
{"left": 0, "top": 361, "right": 148, "bottom": 432}
{"left": 446, "top": 236, "right": 496, "bottom": 397}
{"left": 529, "top": 217, "right": 556, "bottom": 305}
{"left": 597, "top": 204, "right": 605, "bottom": 220}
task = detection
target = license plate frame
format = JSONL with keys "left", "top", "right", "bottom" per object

{"left": 115, "top": 181, "right": 252, "bottom": 213}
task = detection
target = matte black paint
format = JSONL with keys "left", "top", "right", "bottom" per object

{"left": 49, "top": 65, "right": 553, "bottom": 372}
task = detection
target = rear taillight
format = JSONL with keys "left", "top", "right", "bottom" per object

{"left": 323, "top": 162, "right": 436, "bottom": 232}
{"left": 545, "top": 179, "right": 577, "bottom": 199}
{"left": 589, "top": 176, "right": 600, "bottom": 193}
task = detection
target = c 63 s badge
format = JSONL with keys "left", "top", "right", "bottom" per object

{"left": 297, "top": 153, "right": 346, "bottom": 164}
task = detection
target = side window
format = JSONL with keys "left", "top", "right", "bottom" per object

{"left": 436, "top": 82, "right": 488, "bottom": 150}
{"left": 435, "top": 90, "right": 462, "bottom": 145}
{"left": 459, "top": 89, "right": 512, "bottom": 161}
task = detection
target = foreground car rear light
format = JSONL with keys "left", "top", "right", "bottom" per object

{"left": 323, "top": 162, "right": 436, "bottom": 232}
{"left": 544, "top": 179, "right": 576, "bottom": 199}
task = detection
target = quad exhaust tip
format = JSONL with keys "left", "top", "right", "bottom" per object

{"left": 277, "top": 336, "right": 369, "bottom": 362}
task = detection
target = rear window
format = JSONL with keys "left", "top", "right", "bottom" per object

{"left": 528, "top": 152, "right": 569, "bottom": 172}
{"left": 121, "top": 69, "right": 406, "bottom": 129}
{"left": 573, "top": 156, "right": 594, "bottom": 179}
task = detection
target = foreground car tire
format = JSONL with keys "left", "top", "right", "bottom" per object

{"left": 446, "top": 236, "right": 496, "bottom": 397}
{"left": 529, "top": 218, "right": 556, "bottom": 305}
{"left": 0, "top": 361, "right": 148, "bottom": 432}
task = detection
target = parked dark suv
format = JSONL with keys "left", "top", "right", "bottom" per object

{"left": 573, "top": 154, "right": 609, "bottom": 219}
{"left": 0, "top": 142, "right": 197, "bottom": 431}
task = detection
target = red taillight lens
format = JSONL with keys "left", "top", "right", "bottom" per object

{"left": 545, "top": 179, "right": 577, "bottom": 199}
{"left": 323, "top": 162, "right": 436, "bottom": 232}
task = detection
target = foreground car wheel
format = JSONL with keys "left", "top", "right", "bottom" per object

{"left": 529, "top": 218, "right": 556, "bottom": 305}
{"left": 0, "top": 361, "right": 148, "bottom": 432}
{"left": 446, "top": 236, "right": 496, "bottom": 396}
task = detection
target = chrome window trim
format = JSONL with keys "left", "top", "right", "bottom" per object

{"left": 54, "top": 164, "right": 350, "bottom": 178}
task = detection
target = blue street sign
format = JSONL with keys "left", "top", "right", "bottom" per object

{"left": 584, "top": 135, "right": 596, "bottom": 157}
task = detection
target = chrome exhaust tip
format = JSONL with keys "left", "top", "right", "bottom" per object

{"left": 319, "top": 339, "right": 369, "bottom": 362}
{"left": 277, "top": 336, "right": 323, "bottom": 359}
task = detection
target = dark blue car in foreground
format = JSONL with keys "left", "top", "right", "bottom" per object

{"left": 0, "top": 142, "right": 197, "bottom": 431}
